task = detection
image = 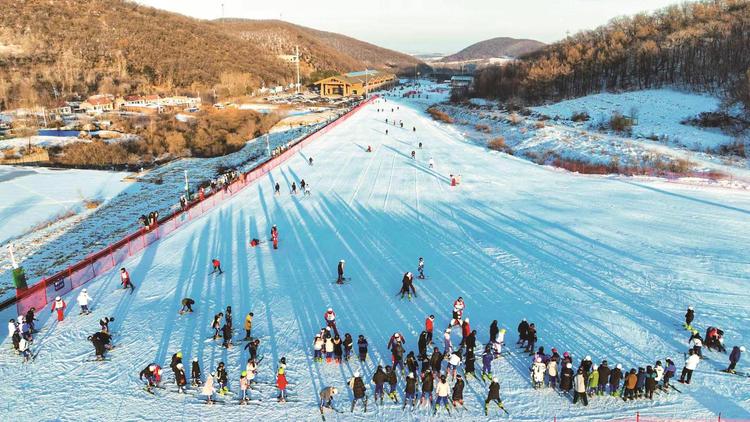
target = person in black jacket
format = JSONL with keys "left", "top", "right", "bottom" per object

{"left": 372, "top": 365, "right": 387, "bottom": 404}
{"left": 609, "top": 364, "right": 623, "bottom": 397}
{"left": 386, "top": 365, "right": 399, "bottom": 402}
{"left": 560, "top": 362, "right": 574, "bottom": 393}
{"left": 336, "top": 260, "right": 346, "bottom": 284}
{"left": 517, "top": 319, "right": 529, "bottom": 346}
{"left": 349, "top": 372, "right": 367, "bottom": 412}
{"left": 485, "top": 378, "right": 505, "bottom": 416}
{"left": 343, "top": 333, "right": 353, "bottom": 361}
{"left": 399, "top": 272, "right": 416, "bottom": 299}
{"left": 191, "top": 358, "right": 202, "bottom": 386}
{"left": 430, "top": 347, "right": 443, "bottom": 375}
{"left": 489, "top": 320, "right": 499, "bottom": 345}
{"left": 525, "top": 323, "right": 537, "bottom": 353}
{"left": 685, "top": 306, "right": 694, "bottom": 328}
{"left": 403, "top": 372, "right": 417, "bottom": 410}
{"left": 175, "top": 363, "right": 187, "bottom": 393}
{"left": 420, "top": 369, "right": 434, "bottom": 406}
{"left": 418, "top": 331, "right": 429, "bottom": 358}
{"left": 216, "top": 362, "right": 229, "bottom": 394}
{"left": 452, "top": 374, "right": 465, "bottom": 408}
{"left": 222, "top": 323, "right": 232, "bottom": 348}
{"left": 465, "top": 348, "right": 477, "bottom": 378}
{"left": 89, "top": 331, "right": 111, "bottom": 360}
{"left": 357, "top": 335, "right": 368, "bottom": 361}
{"left": 597, "top": 360, "right": 610, "bottom": 396}
{"left": 463, "top": 330, "right": 477, "bottom": 353}
{"left": 170, "top": 351, "right": 183, "bottom": 377}
{"left": 406, "top": 351, "right": 419, "bottom": 378}
{"left": 333, "top": 335, "right": 343, "bottom": 363}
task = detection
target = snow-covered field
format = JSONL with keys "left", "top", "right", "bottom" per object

{"left": 530, "top": 89, "right": 733, "bottom": 150}
{"left": 2, "top": 97, "right": 750, "bottom": 421}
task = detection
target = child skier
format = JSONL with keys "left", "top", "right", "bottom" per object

{"left": 76, "top": 289, "right": 92, "bottom": 315}
{"left": 403, "top": 373, "right": 417, "bottom": 410}
{"left": 357, "top": 334, "right": 368, "bottom": 361}
{"left": 211, "top": 259, "right": 223, "bottom": 275}
{"left": 417, "top": 257, "right": 425, "bottom": 279}
{"left": 175, "top": 363, "right": 187, "bottom": 393}
{"left": 191, "top": 358, "right": 202, "bottom": 386}
{"left": 349, "top": 371, "right": 367, "bottom": 412}
{"left": 485, "top": 378, "right": 505, "bottom": 416}
{"left": 120, "top": 268, "right": 135, "bottom": 292}
{"left": 50, "top": 296, "right": 66, "bottom": 322}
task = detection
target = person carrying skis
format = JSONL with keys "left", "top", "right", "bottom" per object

{"left": 336, "top": 260, "right": 346, "bottom": 284}
{"left": 573, "top": 368, "right": 589, "bottom": 405}
{"left": 386, "top": 365, "right": 399, "bottom": 402}
{"left": 323, "top": 308, "right": 338, "bottom": 336}
{"left": 180, "top": 298, "right": 195, "bottom": 314}
{"left": 349, "top": 371, "right": 367, "bottom": 412}
{"left": 319, "top": 386, "right": 338, "bottom": 412}
{"left": 243, "top": 312, "right": 253, "bottom": 340}
{"left": 120, "top": 268, "right": 135, "bottom": 292}
{"left": 517, "top": 319, "right": 529, "bottom": 347}
{"left": 175, "top": 363, "right": 187, "bottom": 394}
{"left": 417, "top": 257, "right": 425, "bottom": 279}
{"left": 425, "top": 315, "right": 434, "bottom": 344}
{"left": 420, "top": 368, "right": 434, "bottom": 406}
{"left": 191, "top": 358, "right": 202, "bottom": 386}
{"left": 77, "top": 289, "right": 92, "bottom": 315}
{"left": 211, "top": 259, "right": 223, "bottom": 275}
{"left": 434, "top": 375, "right": 451, "bottom": 415}
{"left": 50, "top": 296, "right": 66, "bottom": 322}
{"left": 727, "top": 345, "right": 745, "bottom": 373}
{"left": 403, "top": 372, "right": 418, "bottom": 410}
{"left": 685, "top": 306, "right": 694, "bottom": 329}
{"left": 485, "top": 378, "right": 505, "bottom": 416}
{"left": 399, "top": 272, "right": 416, "bottom": 299}
{"left": 372, "top": 365, "right": 387, "bottom": 404}
{"left": 680, "top": 349, "right": 701, "bottom": 384}
{"left": 357, "top": 335, "right": 368, "bottom": 362}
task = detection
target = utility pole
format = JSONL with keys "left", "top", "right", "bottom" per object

{"left": 295, "top": 45, "right": 300, "bottom": 94}
{"left": 265, "top": 133, "right": 271, "bottom": 158}
{"left": 221, "top": 3, "right": 225, "bottom": 20}
{"left": 365, "top": 68, "right": 368, "bottom": 99}
{"left": 184, "top": 170, "right": 189, "bottom": 197}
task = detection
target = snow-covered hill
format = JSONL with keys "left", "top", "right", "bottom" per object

{"left": 2, "top": 97, "right": 749, "bottom": 421}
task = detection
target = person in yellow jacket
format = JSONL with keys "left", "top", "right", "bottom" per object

{"left": 244, "top": 312, "right": 254, "bottom": 340}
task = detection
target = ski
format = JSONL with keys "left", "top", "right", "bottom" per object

{"left": 669, "top": 384, "right": 682, "bottom": 393}
{"left": 719, "top": 369, "right": 750, "bottom": 377}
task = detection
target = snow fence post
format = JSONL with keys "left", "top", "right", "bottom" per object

{"left": 718, "top": 412, "right": 722, "bottom": 422}
{"left": 636, "top": 412, "right": 640, "bottom": 422}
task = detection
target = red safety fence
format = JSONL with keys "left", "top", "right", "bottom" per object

{"left": 14, "top": 96, "right": 377, "bottom": 316}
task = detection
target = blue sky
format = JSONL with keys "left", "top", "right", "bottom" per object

{"left": 136, "top": 0, "right": 681, "bottom": 54}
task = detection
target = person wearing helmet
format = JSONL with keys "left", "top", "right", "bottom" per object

{"left": 560, "top": 362, "right": 574, "bottom": 392}
{"left": 597, "top": 360, "right": 610, "bottom": 395}
{"left": 323, "top": 308, "right": 338, "bottom": 337}
{"left": 493, "top": 328, "right": 507, "bottom": 357}
{"left": 239, "top": 370, "right": 250, "bottom": 403}
{"left": 685, "top": 306, "right": 695, "bottom": 329}
{"left": 348, "top": 371, "right": 367, "bottom": 411}
{"left": 191, "top": 358, "right": 202, "bottom": 386}
{"left": 76, "top": 288, "right": 92, "bottom": 315}
{"left": 587, "top": 364, "right": 599, "bottom": 397}
{"left": 403, "top": 372, "right": 418, "bottom": 410}
{"left": 663, "top": 358, "right": 676, "bottom": 389}
{"left": 270, "top": 225, "right": 279, "bottom": 250}
{"left": 175, "top": 362, "right": 187, "bottom": 394}
{"left": 531, "top": 356, "right": 546, "bottom": 389}
{"left": 524, "top": 323, "right": 537, "bottom": 353}
{"left": 484, "top": 377, "right": 506, "bottom": 416}
{"left": 357, "top": 334, "right": 368, "bottom": 362}
{"left": 139, "top": 363, "right": 161, "bottom": 393}
{"left": 573, "top": 368, "right": 589, "bottom": 405}
{"left": 425, "top": 315, "right": 435, "bottom": 344}
{"left": 727, "top": 345, "right": 746, "bottom": 373}
{"left": 517, "top": 319, "right": 529, "bottom": 347}
{"left": 50, "top": 295, "right": 67, "bottom": 322}
{"left": 170, "top": 351, "right": 183, "bottom": 376}
{"left": 319, "top": 386, "right": 338, "bottom": 412}
{"left": 689, "top": 330, "right": 704, "bottom": 358}
{"left": 399, "top": 272, "right": 416, "bottom": 299}
{"left": 336, "top": 260, "right": 346, "bottom": 284}
{"left": 417, "top": 257, "right": 425, "bottom": 279}
{"left": 452, "top": 373, "right": 465, "bottom": 408}
{"left": 547, "top": 355, "right": 559, "bottom": 388}
{"left": 434, "top": 374, "right": 451, "bottom": 415}
{"left": 610, "top": 364, "right": 623, "bottom": 396}
{"left": 120, "top": 268, "right": 135, "bottom": 293}
{"left": 276, "top": 357, "right": 288, "bottom": 402}
{"left": 372, "top": 365, "right": 387, "bottom": 404}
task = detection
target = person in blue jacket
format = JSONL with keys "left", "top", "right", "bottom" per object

{"left": 727, "top": 346, "right": 746, "bottom": 373}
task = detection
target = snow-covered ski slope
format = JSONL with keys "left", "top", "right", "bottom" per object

{"left": 3, "top": 97, "right": 750, "bottom": 421}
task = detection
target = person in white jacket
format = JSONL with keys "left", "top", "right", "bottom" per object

{"left": 18, "top": 337, "right": 31, "bottom": 362}
{"left": 679, "top": 349, "right": 701, "bottom": 384}
{"left": 447, "top": 351, "right": 462, "bottom": 380}
{"left": 77, "top": 289, "right": 92, "bottom": 315}
{"left": 7, "top": 319, "right": 17, "bottom": 339}
{"left": 654, "top": 361, "right": 665, "bottom": 383}
{"left": 572, "top": 368, "right": 588, "bottom": 405}
{"left": 493, "top": 329, "right": 506, "bottom": 356}
{"left": 531, "top": 357, "right": 546, "bottom": 389}
{"left": 434, "top": 375, "right": 451, "bottom": 414}
{"left": 428, "top": 158, "right": 435, "bottom": 169}
{"left": 202, "top": 372, "right": 217, "bottom": 403}
{"left": 547, "top": 358, "right": 559, "bottom": 388}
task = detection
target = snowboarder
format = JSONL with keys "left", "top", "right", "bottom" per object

{"left": 180, "top": 298, "right": 195, "bottom": 314}
{"left": 120, "top": 268, "right": 135, "bottom": 292}
{"left": 680, "top": 349, "right": 700, "bottom": 384}
{"left": 484, "top": 378, "right": 505, "bottom": 416}
{"left": 685, "top": 306, "right": 694, "bottom": 329}
{"left": 211, "top": 259, "right": 223, "bottom": 275}
{"left": 50, "top": 296, "right": 66, "bottom": 322}
{"left": 243, "top": 312, "right": 253, "bottom": 340}
{"left": 727, "top": 345, "right": 745, "bottom": 373}
{"left": 348, "top": 371, "right": 367, "bottom": 412}
{"left": 274, "top": 182, "right": 281, "bottom": 195}
{"left": 417, "top": 257, "right": 425, "bottom": 279}
{"left": 77, "top": 289, "right": 92, "bottom": 315}
{"left": 357, "top": 334, "right": 368, "bottom": 362}
{"left": 573, "top": 368, "right": 589, "bottom": 405}
{"left": 399, "top": 272, "right": 416, "bottom": 299}
{"left": 336, "top": 260, "right": 346, "bottom": 284}
{"left": 191, "top": 358, "right": 202, "bottom": 386}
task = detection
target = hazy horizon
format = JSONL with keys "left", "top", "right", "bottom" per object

{"left": 136, "top": 0, "right": 681, "bottom": 54}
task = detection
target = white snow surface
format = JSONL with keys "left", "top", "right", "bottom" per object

{"left": 2, "top": 98, "right": 750, "bottom": 421}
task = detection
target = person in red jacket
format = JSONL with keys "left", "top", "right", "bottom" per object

{"left": 271, "top": 225, "right": 279, "bottom": 250}
{"left": 211, "top": 259, "right": 223, "bottom": 275}
{"left": 50, "top": 296, "right": 66, "bottom": 321}
{"left": 120, "top": 268, "right": 135, "bottom": 293}
{"left": 462, "top": 318, "right": 471, "bottom": 342}
{"left": 425, "top": 315, "right": 435, "bottom": 344}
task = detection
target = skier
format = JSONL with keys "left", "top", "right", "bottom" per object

{"left": 175, "top": 363, "right": 187, "bottom": 394}
{"left": 140, "top": 364, "right": 161, "bottom": 393}
{"left": 372, "top": 365, "right": 387, "bottom": 404}
{"left": 343, "top": 333, "right": 353, "bottom": 361}
{"left": 482, "top": 346, "right": 494, "bottom": 381}
{"left": 225, "top": 306, "right": 233, "bottom": 330}
{"left": 50, "top": 296, "right": 66, "bottom": 322}
{"left": 525, "top": 323, "right": 537, "bottom": 353}
{"left": 494, "top": 328, "right": 506, "bottom": 357}
{"left": 560, "top": 362, "right": 574, "bottom": 395}
{"left": 333, "top": 335, "right": 343, "bottom": 363}
{"left": 386, "top": 365, "right": 399, "bottom": 402}
{"left": 7, "top": 319, "right": 16, "bottom": 341}
{"left": 453, "top": 297, "right": 465, "bottom": 319}
{"left": 447, "top": 350, "right": 462, "bottom": 380}
{"left": 417, "top": 257, "right": 425, "bottom": 279}
{"left": 434, "top": 375, "right": 451, "bottom": 415}
{"left": 465, "top": 348, "right": 477, "bottom": 378}
{"left": 645, "top": 366, "right": 657, "bottom": 399}
{"left": 180, "top": 298, "right": 195, "bottom": 314}
{"left": 323, "top": 308, "right": 338, "bottom": 336}
{"left": 202, "top": 372, "right": 217, "bottom": 404}
{"left": 243, "top": 312, "right": 253, "bottom": 340}
{"left": 597, "top": 360, "right": 610, "bottom": 395}
{"left": 336, "top": 260, "right": 346, "bottom": 284}
{"left": 425, "top": 314, "right": 434, "bottom": 344}
{"left": 245, "top": 338, "right": 261, "bottom": 361}
{"left": 99, "top": 316, "right": 114, "bottom": 333}
{"left": 418, "top": 331, "right": 429, "bottom": 358}
{"left": 548, "top": 355, "right": 559, "bottom": 388}
{"left": 348, "top": 371, "right": 367, "bottom": 412}
{"left": 245, "top": 358, "right": 258, "bottom": 387}
{"left": 573, "top": 368, "right": 589, "bottom": 405}
{"left": 430, "top": 347, "right": 444, "bottom": 376}
{"left": 211, "top": 259, "right": 223, "bottom": 275}
{"left": 531, "top": 357, "right": 546, "bottom": 389}
{"left": 304, "top": 184, "right": 311, "bottom": 196}
{"left": 239, "top": 370, "right": 250, "bottom": 403}
{"left": 24, "top": 307, "right": 37, "bottom": 333}
{"left": 274, "top": 182, "right": 281, "bottom": 195}
{"left": 120, "top": 268, "right": 135, "bottom": 292}
{"left": 664, "top": 359, "right": 676, "bottom": 389}
{"left": 191, "top": 358, "right": 202, "bottom": 386}
{"left": 609, "top": 364, "right": 623, "bottom": 396}
{"left": 18, "top": 336, "right": 31, "bottom": 362}
{"left": 443, "top": 328, "right": 453, "bottom": 356}
{"left": 216, "top": 362, "right": 229, "bottom": 394}
{"left": 291, "top": 181, "right": 297, "bottom": 194}
{"left": 357, "top": 334, "right": 368, "bottom": 362}
{"left": 460, "top": 321, "right": 472, "bottom": 348}
{"left": 587, "top": 364, "right": 599, "bottom": 397}
{"left": 399, "top": 272, "right": 416, "bottom": 299}
{"left": 420, "top": 368, "right": 434, "bottom": 407}
{"left": 309, "top": 157, "right": 314, "bottom": 166}
{"left": 411, "top": 150, "right": 416, "bottom": 159}
{"left": 623, "top": 368, "right": 637, "bottom": 401}
{"left": 406, "top": 351, "right": 419, "bottom": 378}
{"left": 428, "top": 158, "right": 434, "bottom": 169}
{"left": 324, "top": 333, "right": 334, "bottom": 363}
{"left": 77, "top": 289, "right": 92, "bottom": 315}
{"left": 90, "top": 331, "right": 112, "bottom": 360}
{"left": 300, "top": 179, "right": 306, "bottom": 192}
{"left": 403, "top": 372, "right": 417, "bottom": 410}
{"left": 271, "top": 224, "right": 279, "bottom": 249}
{"left": 170, "top": 351, "right": 183, "bottom": 377}
{"left": 366, "top": 145, "right": 372, "bottom": 152}
{"left": 211, "top": 313, "right": 223, "bottom": 340}
{"left": 418, "top": 141, "right": 422, "bottom": 148}
{"left": 636, "top": 367, "right": 646, "bottom": 398}
{"left": 727, "top": 345, "right": 745, "bottom": 373}
{"left": 484, "top": 378, "right": 505, "bottom": 416}
{"left": 685, "top": 306, "right": 694, "bottom": 329}
{"left": 517, "top": 319, "right": 529, "bottom": 346}
{"left": 679, "top": 349, "right": 701, "bottom": 384}
{"left": 654, "top": 361, "right": 665, "bottom": 389}
{"left": 319, "top": 386, "right": 338, "bottom": 412}
{"left": 222, "top": 323, "right": 232, "bottom": 348}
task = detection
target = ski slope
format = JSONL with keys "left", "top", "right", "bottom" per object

{"left": 2, "top": 97, "right": 750, "bottom": 421}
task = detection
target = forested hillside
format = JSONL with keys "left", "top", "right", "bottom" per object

{"left": 473, "top": 0, "right": 750, "bottom": 111}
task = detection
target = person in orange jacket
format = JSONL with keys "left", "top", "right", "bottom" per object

{"left": 50, "top": 296, "right": 66, "bottom": 321}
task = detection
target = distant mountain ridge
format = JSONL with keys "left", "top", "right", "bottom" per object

{"left": 440, "top": 37, "right": 545, "bottom": 62}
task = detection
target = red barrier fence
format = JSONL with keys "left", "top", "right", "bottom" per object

{"left": 14, "top": 96, "right": 377, "bottom": 316}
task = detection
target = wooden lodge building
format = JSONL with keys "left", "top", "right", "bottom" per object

{"left": 314, "top": 70, "right": 397, "bottom": 97}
